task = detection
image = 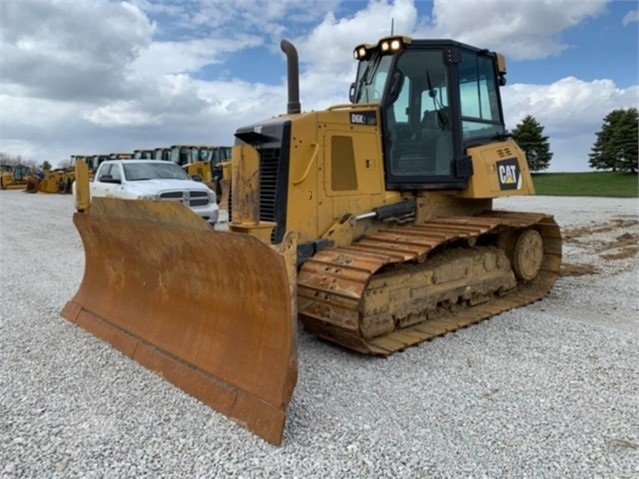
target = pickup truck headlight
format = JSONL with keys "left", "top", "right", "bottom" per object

{"left": 137, "top": 194, "right": 157, "bottom": 200}
{"left": 208, "top": 191, "right": 216, "bottom": 203}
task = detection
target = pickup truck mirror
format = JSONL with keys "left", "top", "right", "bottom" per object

{"left": 191, "top": 174, "right": 203, "bottom": 182}
{"left": 98, "top": 174, "right": 121, "bottom": 184}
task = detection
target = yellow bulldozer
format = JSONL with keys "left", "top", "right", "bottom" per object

{"left": 180, "top": 145, "right": 232, "bottom": 204}
{"left": 62, "top": 36, "right": 562, "bottom": 445}
{"left": 26, "top": 167, "right": 76, "bottom": 194}
{"left": 169, "top": 144, "right": 230, "bottom": 173}
{"left": 0, "top": 164, "right": 35, "bottom": 190}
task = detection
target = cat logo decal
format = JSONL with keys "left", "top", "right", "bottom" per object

{"left": 497, "top": 159, "right": 521, "bottom": 190}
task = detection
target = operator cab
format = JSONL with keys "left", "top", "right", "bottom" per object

{"left": 12, "top": 165, "right": 31, "bottom": 181}
{"left": 350, "top": 36, "right": 508, "bottom": 190}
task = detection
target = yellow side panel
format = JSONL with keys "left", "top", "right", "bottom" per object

{"left": 285, "top": 108, "right": 392, "bottom": 241}
{"left": 458, "top": 139, "right": 536, "bottom": 199}
{"left": 320, "top": 116, "right": 385, "bottom": 223}
{"left": 285, "top": 114, "right": 321, "bottom": 243}
{"left": 323, "top": 131, "right": 382, "bottom": 197}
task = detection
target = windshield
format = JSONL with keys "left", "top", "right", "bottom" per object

{"left": 197, "top": 148, "right": 211, "bottom": 161}
{"left": 353, "top": 54, "right": 393, "bottom": 103}
{"left": 170, "top": 147, "right": 192, "bottom": 165}
{"left": 154, "top": 149, "right": 169, "bottom": 161}
{"left": 211, "top": 147, "right": 232, "bottom": 163}
{"left": 14, "top": 166, "right": 30, "bottom": 180}
{"left": 123, "top": 162, "right": 191, "bottom": 181}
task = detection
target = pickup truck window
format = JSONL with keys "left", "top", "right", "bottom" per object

{"left": 99, "top": 164, "right": 121, "bottom": 182}
{"left": 123, "top": 162, "right": 190, "bottom": 181}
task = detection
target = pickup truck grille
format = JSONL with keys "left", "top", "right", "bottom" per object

{"left": 159, "top": 190, "right": 210, "bottom": 207}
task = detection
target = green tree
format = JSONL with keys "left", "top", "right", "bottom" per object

{"left": 511, "top": 115, "right": 553, "bottom": 171}
{"left": 589, "top": 108, "right": 638, "bottom": 174}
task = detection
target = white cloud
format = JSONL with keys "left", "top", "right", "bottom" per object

{"left": 423, "top": 0, "right": 608, "bottom": 60}
{"left": 0, "top": 0, "right": 636, "bottom": 174}
{"left": 0, "top": 0, "right": 153, "bottom": 101}
{"left": 505, "top": 77, "right": 637, "bottom": 132}
{"left": 131, "top": 35, "right": 262, "bottom": 76}
{"left": 504, "top": 78, "right": 639, "bottom": 171}
{"left": 0, "top": 93, "right": 115, "bottom": 163}
{"left": 85, "top": 102, "right": 163, "bottom": 127}
{"left": 294, "top": 0, "right": 418, "bottom": 72}
{"left": 129, "top": 0, "right": 341, "bottom": 42}
{"left": 622, "top": 8, "right": 639, "bottom": 25}
{"left": 1, "top": 94, "right": 78, "bottom": 129}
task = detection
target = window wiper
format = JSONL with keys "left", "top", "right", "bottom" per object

{"left": 355, "top": 53, "right": 382, "bottom": 103}
{"left": 426, "top": 69, "right": 448, "bottom": 129}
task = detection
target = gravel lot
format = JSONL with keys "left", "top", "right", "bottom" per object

{"left": 1, "top": 191, "right": 637, "bottom": 478}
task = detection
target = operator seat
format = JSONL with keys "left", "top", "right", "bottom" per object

{"left": 420, "top": 108, "right": 453, "bottom": 176}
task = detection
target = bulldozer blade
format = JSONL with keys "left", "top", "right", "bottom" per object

{"left": 61, "top": 198, "right": 298, "bottom": 445}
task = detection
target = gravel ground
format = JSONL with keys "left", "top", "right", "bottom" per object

{"left": 1, "top": 191, "right": 637, "bottom": 478}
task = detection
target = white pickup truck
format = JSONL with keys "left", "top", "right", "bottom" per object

{"left": 90, "top": 159, "right": 219, "bottom": 226}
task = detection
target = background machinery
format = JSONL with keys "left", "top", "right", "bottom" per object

{"left": 169, "top": 144, "right": 206, "bottom": 166}
{"left": 133, "top": 149, "right": 155, "bottom": 159}
{"left": 153, "top": 147, "right": 171, "bottom": 162}
{"left": 1, "top": 164, "right": 35, "bottom": 190}
{"left": 180, "top": 145, "right": 232, "bottom": 202}
{"left": 84, "top": 155, "right": 110, "bottom": 176}
{"left": 109, "top": 153, "right": 134, "bottom": 161}
{"left": 62, "top": 36, "right": 562, "bottom": 445}
{"left": 26, "top": 167, "right": 76, "bottom": 194}
{"left": 26, "top": 154, "right": 100, "bottom": 193}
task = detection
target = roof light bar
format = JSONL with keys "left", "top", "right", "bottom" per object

{"left": 353, "top": 36, "right": 412, "bottom": 61}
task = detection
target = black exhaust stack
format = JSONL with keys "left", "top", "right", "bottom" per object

{"left": 280, "top": 40, "right": 301, "bottom": 114}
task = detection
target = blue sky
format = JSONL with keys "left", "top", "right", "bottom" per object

{"left": 508, "top": 2, "right": 636, "bottom": 88}
{"left": 1, "top": 0, "right": 637, "bottom": 171}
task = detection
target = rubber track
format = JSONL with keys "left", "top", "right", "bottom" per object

{"left": 297, "top": 211, "right": 562, "bottom": 355}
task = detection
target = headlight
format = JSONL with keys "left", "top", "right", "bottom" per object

{"left": 209, "top": 190, "right": 216, "bottom": 202}
{"left": 137, "top": 194, "right": 157, "bottom": 200}
{"left": 353, "top": 44, "right": 373, "bottom": 60}
{"left": 376, "top": 35, "right": 410, "bottom": 55}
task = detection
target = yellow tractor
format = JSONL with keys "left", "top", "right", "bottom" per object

{"left": 62, "top": 36, "right": 562, "bottom": 445}
{"left": 26, "top": 167, "right": 76, "bottom": 194}
{"left": 180, "top": 146, "right": 232, "bottom": 203}
{"left": 169, "top": 144, "right": 230, "bottom": 170}
{"left": 0, "top": 164, "right": 35, "bottom": 190}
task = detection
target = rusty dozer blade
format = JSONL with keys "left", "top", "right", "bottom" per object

{"left": 61, "top": 198, "right": 298, "bottom": 445}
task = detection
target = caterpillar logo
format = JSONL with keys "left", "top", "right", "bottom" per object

{"left": 496, "top": 158, "right": 522, "bottom": 190}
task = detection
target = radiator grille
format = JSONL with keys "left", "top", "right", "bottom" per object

{"left": 227, "top": 148, "right": 281, "bottom": 243}
{"left": 159, "top": 191, "right": 182, "bottom": 199}
{"left": 159, "top": 190, "right": 211, "bottom": 207}
{"left": 259, "top": 148, "right": 280, "bottom": 224}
